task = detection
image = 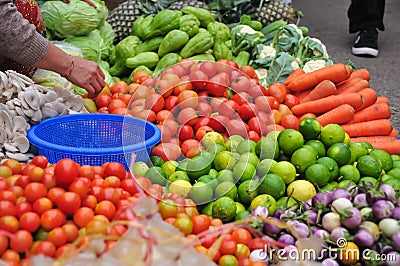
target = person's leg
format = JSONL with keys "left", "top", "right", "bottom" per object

{"left": 348, "top": 0, "right": 385, "bottom": 57}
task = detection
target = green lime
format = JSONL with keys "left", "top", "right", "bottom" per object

{"left": 201, "top": 201, "right": 214, "bottom": 216}
{"left": 207, "top": 143, "right": 227, "bottom": 155}
{"left": 168, "top": 180, "right": 192, "bottom": 197}
{"left": 276, "top": 196, "right": 297, "bottom": 209}
{"left": 359, "top": 177, "right": 378, "bottom": 187}
{"left": 212, "top": 196, "right": 237, "bottom": 222}
{"left": 305, "top": 163, "right": 330, "bottom": 187}
{"left": 357, "top": 155, "right": 382, "bottom": 178}
{"left": 278, "top": 129, "right": 304, "bottom": 155}
{"left": 215, "top": 181, "right": 238, "bottom": 199}
{"left": 149, "top": 155, "right": 164, "bottom": 167}
{"left": 214, "top": 151, "right": 238, "bottom": 171}
{"left": 201, "top": 132, "right": 225, "bottom": 149}
{"left": 320, "top": 124, "right": 345, "bottom": 147}
{"left": 249, "top": 194, "right": 277, "bottom": 216}
{"left": 349, "top": 142, "right": 370, "bottom": 161}
{"left": 266, "top": 130, "right": 281, "bottom": 140}
{"left": 217, "top": 169, "right": 234, "bottom": 184}
{"left": 235, "top": 210, "right": 250, "bottom": 221}
{"left": 233, "top": 161, "right": 256, "bottom": 183}
{"left": 337, "top": 180, "right": 357, "bottom": 189}
{"left": 382, "top": 177, "right": 400, "bottom": 190}
{"left": 257, "top": 159, "right": 277, "bottom": 177}
{"left": 287, "top": 180, "right": 316, "bottom": 202}
{"left": 161, "top": 160, "right": 178, "bottom": 177}
{"left": 225, "top": 135, "right": 245, "bottom": 152}
{"left": 299, "top": 117, "right": 322, "bottom": 140}
{"left": 369, "top": 149, "right": 393, "bottom": 172}
{"left": 237, "top": 180, "right": 259, "bottom": 207}
{"left": 239, "top": 152, "right": 259, "bottom": 166}
{"left": 348, "top": 150, "right": 357, "bottom": 165}
{"left": 291, "top": 147, "right": 318, "bottom": 173}
{"left": 270, "top": 161, "right": 297, "bottom": 184}
{"left": 258, "top": 174, "right": 286, "bottom": 200}
{"left": 236, "top": 139, "right": 257, "bottom": 154}
{"left": 144, "top": 166, "right": 167, "bottom": 186}
{"left": 168, "top": 171, "right": 190, "bottom": 183}
{"left": 235, "top": 202, "right": 246, "bottom": 213}
{"left": 393, "top": 160, "right": 400, "bottom": 169}
{"left": 391, "top": 155, "right": 400, "bottom": 161}
{"left": 189, "top": 182, "right": 214, "bottom": 204}
{"left": 133, "top": 161, "right": 149, "bottom": 177}
{"left": 186, "top": 152, "right": 214, "bottom": 180}
{"left": 317, "top": 157, "right": 339, "bottom": 182}
{"left": 305, "top": 140, "right": 326, "bottom": 158}
{"left": 363, "top": 142, "right": 373, "bottom": 149}
{"left": 327, "top": 143, "right": 351, "bottom": 167}
{"left": 320, "top": 182, "right": 338, "bottom": 192}
{"left": 208, "top": 168, "right": 218, "bottom": 178}
{"left": 387, "top": 168, "right": 400, "bottom": 179}
{"left": 197, "top": 175, "right": 218, "bottom": 191}
{"left": 303, "top": 144, "right": 320, "bottom": 158}
{"left": 339, "top": 164, "right": 361, "bottom": 183}
{"left": 255, "top": 137, "right": 279, "bottom": 160}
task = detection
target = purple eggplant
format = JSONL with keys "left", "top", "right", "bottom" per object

{"left": 304, "top": 210, "right": 318, "bottom": 225}
{"left": 382, "top": 245, "right": 394, "bottom": 254}
{"left": 286, "top": 219, "right": 299, "bottom": 228}
{"left": 360, "top": 207, "right": 373, "bottom": 221}
{"left": 322, "top": 212, "right": 341, "bottom": 232}
{"left": 251, "top": 206, "right": 269, "bottom": 219}
{"left": 278, "top": 234, "right": 296, "bottom": 246}
{"left": 359, "top": 221, "right": 380, "bottom": 241}
{"left": 386, "top": 251, "right": 400, "bottom": 266}
{"left": 330, "top": 227, "right": 350, "bottom": 243}
{"left": 398, "top": 197, "right": 400, "bottom": 207}
{"left": 313, "top": 229, "right": 329, "bottom": 240}
{"left": 322, "top": 258, "right": 340, "bottom": 266}
{"left": 331, "top": 198, "right": 353, "bottom": 213}
{"left": 372, "top": 200, "right": 395, "bottom": 220}
{"left": 331, "top": 189, "right": 351, "bottom": 201}
{"left": 379, "top": 218, "right": 400, "bottom": 237}
{"left": 293, "top": 222, "right": 310, "bottom": 238}
{"left": 379, "top": 184, "right": 396, "bottom": 201}
{"left": 392, "top": 231, "right": 400, "bottom": 252}
{"left": 282, "top": 245, "right": 298, "bottom": 258}
{"left": 311, "top": 226, "right": 323, "bottom": 235}
{"left": 354, "top": 229, "right": 374, "bottom": 248}
{"left": 393, "top": 207, "right": 400, "bottom": 220}
{"left": 312, "top": 192, "right": 332, "bottom": 209}
{"left": 279, "top": 209, "right": 298, "bottom": 220}
{"left": 347, "top": 185, "right": 359, "bottom": 198}
{"left": 353, "top": 193, "right": 368, "bottom": 209}
{"left": 264, "top": 217, "right": 281, "bottom": 236}
{"left": 341, "top": 207, "right": 362, "bottom": 229}
{"left": 303, "top": 199, "right": 313, "bottom": 210}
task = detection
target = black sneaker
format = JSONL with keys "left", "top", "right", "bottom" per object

{"left": 352, "top": 28, "right": 379, "bottom": 57}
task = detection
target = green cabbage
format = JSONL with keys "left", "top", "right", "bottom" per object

{"left": 41, "top": 0, "right": 108, "bottom": 39}
{"left": 98, "top": 22, "right": 115, "bottom": 46}
{"left": 64, "top": 36, "right": 101, "bottom": 62}
{"left": 87, "top": 29, "right": 110, "bottom": 60}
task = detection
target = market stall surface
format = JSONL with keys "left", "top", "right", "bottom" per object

{"left": 294, "top": 0, "right": 400, "bottom": 131}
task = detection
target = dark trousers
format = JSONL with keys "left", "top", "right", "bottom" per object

{"left": 347, "top": 0, "right": 385, "bottom": 33}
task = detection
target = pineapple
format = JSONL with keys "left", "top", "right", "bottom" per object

{"left": 167, "top": 0, "right": 209, "bottom": 10}
{"left": 256, "top": 0, "right": 299, "bottom": 25}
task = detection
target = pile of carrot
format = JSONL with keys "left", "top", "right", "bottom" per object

{"left": 285, "top": 64, "right": 399, "bottom": 155}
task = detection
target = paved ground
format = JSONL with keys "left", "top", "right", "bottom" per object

{"left": 292, "top": 0, "right": 400, "bottom": 131}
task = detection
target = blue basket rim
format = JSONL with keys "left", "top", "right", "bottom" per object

{"left": 27, "top": 114, "right": 161, "bottom": 155}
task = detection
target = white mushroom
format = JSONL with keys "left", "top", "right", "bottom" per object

{"left": 14, "top": 106, "right": 27, "bottom": 119}
{"left": 2, "top": 86, "right": 14, "bottom": 99}
{"left": 65, "top": 95, "right": 84, "bottom": 111}
{"left": 31, "top": 109, "right": 43, "bottom": 123}
{"left": 4, "top": 142, "right": 19, "bottom": 153}
{"left": 6, "top": 101, "right": 15, "bottom": 110}
{"left": 51, "top": 101, "right": 66, "bottom": 114}
{"left": 22, "top": 90, "right": 41, "bottom": 110}
{"left": 22, "top": 108, "right": 34, "bottom": 118}
{"left": 12, "top": 98, "right": 21, "bottom": 107}
{"left": 9, "top": 71, "right": 34, "bottom": 86}
{"left": 0, "top": 111, "right": 12, "bottom": 131}
{"left": 0, "top": 128, "right": 6, "bottom": 144}
{"left": 5, "top": 152, "right": 29, "bottom": 162}
{"left": 19, "top": 95, "right": 30, "bottom": 110}
{"left": 41, "top": 107, "right": 59, "bottom": 119}
{"left": 53, "top": 86, "right": 71, "bottom": 100}
{"left": 45, "top": 90, "right": 58, "bottom": 103}
{"left": 12, "top": 116, "right": 29, "bottom": 134}
{"left": 0, "top": 72, "right": 8, "bottom": 87}
{"left": 6, "top": 109, "right": 17, "bottom": 118}
{"left": 11, "top": 134, "right": 30, "bottom": 153}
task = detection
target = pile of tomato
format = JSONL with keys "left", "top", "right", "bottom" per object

{"left": 92, "top": 59, "right": 304, "bottom": 162}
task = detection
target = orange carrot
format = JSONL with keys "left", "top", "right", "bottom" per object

{"left": 291, "top": 93, "right": 363, "bottom": 116}
{"left": 316, "top": 104, "right": 355, "bottom": 126}
{"left": 341, "top": 119, "right": 393, "bottom": 137}
{"left": 287, "top": 64, "right": 352, "bottom": 92}
{"left": 390, "top": 128, "right": 399, "bottom": 139}
{"left": 345, "top": 102, "right": 391, "bottom": 124}
{"left": 355, "top": 88, "right": 377, "bottom": 111}
{"left": 284, "top": 68, "right": 305, "bottom": 86}
{"left": 337, "top": 79, "right": 370, "bottom": 95}
{"left": 294, "top": 88, "right": 313, "bottom": 102}
{"left": 350, "top": 68, "right": 370, "bottom": 81}
{"left": 371, "top": 140, "right": 400, "bottom": 155}
{"left": 350, "top": 136, "right": 396, "bottom": 143}
{"left": 300, "top": 80, "right": 337, "bottom": 103}
{"left": 336, "top": 77, "right": 363, "bottom": 93}
{"left": 376, "top": 96, "right": 390, "bottom": 105}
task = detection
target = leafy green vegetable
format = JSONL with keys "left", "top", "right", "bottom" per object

{"left": 64, "top": 36, "right": 101, "bottom": 62}
{"left": 266, "top": 52, "right": 296, "bottom": 86}
{"left": 231, "top": 25, "right": 265, "bottom": 55}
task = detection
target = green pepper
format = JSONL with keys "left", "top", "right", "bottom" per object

{"left": 233, "top": 51, "right": 250, "bottom": 67}
{"left": 180, "top": 29, "right": 214, "bottom": 59}
{"left": 179, "top": 14, "right": 200, "bottom": 37}
{"left": 213, "top": 31, "right": 233, "bottom": 61}
{"left": 135, "top": 36, "right": 164, "bottom": 54}
{"left": 158, "top": 30, "right": 189, "bottom": 57}
{"left": 141, "top": 10, "right": 182, "bottom": 40}
{"left": 154, "top": 53, "right": 182, "bottom": 74}
{"left": 207, "top": 22, "right": 231, "bottom": 41}
{"left": 182, "top": 6, "right": 214, "bottom": 27}
{"left": 125, "top": 52, "right": 159, "bottom": 69}
{"left": 190, "top": 53, "right": 215, "bottom": 62}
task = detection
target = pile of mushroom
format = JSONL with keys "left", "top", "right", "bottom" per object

{"left": 0, "top": 70, "right": 88, "bottom": 162}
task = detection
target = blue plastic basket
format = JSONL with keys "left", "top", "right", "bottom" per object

{"left": 27, "top": 114, "right": 161, "bottom": 169}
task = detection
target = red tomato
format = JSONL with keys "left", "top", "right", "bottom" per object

{"left": 164, "top": 95, "right": 179, "bottom": 112}
{"left": 218, "top": 100, "right": 239, "bottom": 119}
{"left": 2, "top": 159, "right": 22, "bottom": 175}
{"left": 62, "top": 223, "right": 79, "bottom": 243}
{"left": 24, "top": 182, "right": 47, "bottom": 203}
{"left": 178, "top": 59, "right": 196, "bottom": 73}
{"left": 189, "top": 70, "right": 208, "bottom": 91}
{"left": 238, "top": 103, "right": 258, "bottom": 121}
{"left": 195, "top": 125, "right": 214, "bottom": 141}
{"left": 197, "top": 102, "right": 212, "bottom": 117}
{"left": 255, "top": 95, "right": 279, "bottom": 111}
{"left": 151, "top": 143, "right": 181, "bottom": 162}
{"left": 0, "top": 191, "right": 16, "bottom": 204}
{"left": 143, "top": 93, "right": 164, "bottom": 114}
{"left": 32, "top": 197, "right": 53, "bottom": 215}
{"left": 170, "top": 64, "right": 188, "bottom": 77}
{"left": 54, "top": 158, "right": 79, "bottom": 185}
{"left": 177, "top": 90, "right": 199, "bottom": 109}
{"left": 69, "top": 178, "right": 91, "bottom": 199}
{"left": 177, "top": 107, "right": 198, "bottom": 126}
{"left": 47, "top": 227, "right": 67, "bottom": 248}
{"left": 225, "top": 119, "right": 248, "bottom": 137}
{"left": 247, "top": 237, "right": 268, "bottom": 251}
{"left": 0, "top": 215, "right": 18, "bottom": 233}
{"left": 231, "top": 76, "right": 251, "bottom": 93}
{"left": 157, "top": 124, "right": 172, "bottom": 143}
{"left": 28, "top": 166, "right": 44, "bottom": 182}
{"left": 268, "top": 83, "right": 287, "bottom": 103}
{"left": 41, "top": 209, "right": 66, "bottom": 231}
{"left": 15, "top": 202, "right": 32, "bottom": 218}
{"left": 99, "top": 187, "right": 120, "bottom": 207}
{"left": 134, "top": 109, "right": 157, "bottom": 123}
{"left": 10, "top": 230, "right": 32, "bottom": 253}
{"left": 104, "top": 162, "right": 126, "bottom": 180}
{"left": 280, "top": 114, "right": 300, "bottom": 130}
{"left": 95, "top": 200, "right": 116, "bottom": 221}
{"left": 132, "top": 70, "right": 150, "bottom": 84}
{"left": 207, "top": 73, "right": 230, "bottom": 97}
{"left": 240, "top": 65, "right": 257, "bottom": 79}
{"left": 190, "top": 214, "right": 211, "bottom": 235}
{"left": 57, "top": 192, "right": 81, "bottom": 215}
{"left": 47, "top": 187, "right": 65, "bottom": 206}
{"left": 172, "top": 81, "right": 193, "bottom": 96}
{"left": 248, "top": 116, "right": 266, "bottom": 136}
{"left": 32, "top": 241, "right": 56, "bottom": 257}
{"left": 284, "top": 94, "right": 300, "bottom": 108}
{"left": 248, "top": 130, "right": 261, "bottom": 142}
{"left": 216, "top": 59, "right": 239, "bottom": 74}
{"left": 95, "top": 94, "right": 112, "bottom": 108}
{"left": 0, "top": 200, "right": 16, "bottom": 216}
{"left": 0, "top": 235, "right": 7, "bottom": 256}
{"left": 19, "top": 212, "right": 40, "bottom": 233}
{"left": 178, "top": 124, "right": 194, "bottom": 143}
{"left": 181, "top": 139, "right": 200, "bottom": 157}
{"left": 231, "top": 228, "right": 252, "bottom": 245}
{"left": 73, "top": 207, "right": 94, "bottom": 228}
{"left": 81, "top": 195, "right": 98, "bottom": 210}
{"left": 108, "top": 99, "right": 127, "bottom": 113}
{"left": 219, "top": 238, "right": 237, "bottom": 255}
{"left": 199, "top": 61, "right": 217, "bottom": 77}
{"left": 41, "top": 174, "right": 57, "bottom": 190}
{"left": 232, "top": 92, "right": 253, "bottom": 106}
{"left": 156, "top": 110, "right": 172, "bottom": 123}
{"left": 154, "top": 79, "right": 174, "bottom": 98}
{"left": 110, "top": 81, "right": 128, "bottom": 94}
{"left": 30, "top": 156, "right": 48, "bottom": 168}
{"left": 248, "top": 83, "right": 266, "bottom": 98}
{"left": 97, "top": 107, "right": 109, "bottom": 113}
